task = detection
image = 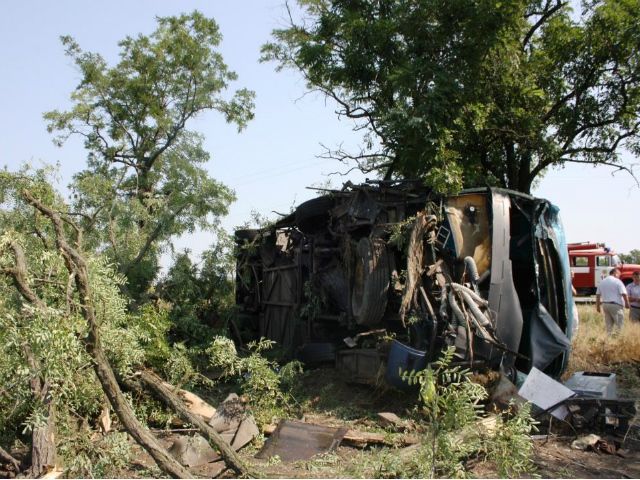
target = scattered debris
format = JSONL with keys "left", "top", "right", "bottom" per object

{"left": 208, "top": 394, "right": 244, "bottom": 435}
{"left": 376, "top": 412, "right": 405, "bottom": 429}
{"left": 565, "top": 398, "right": 636, "bottom": 435}
{"left": 256, "top": 420, "right": 347, "bottom": 462}
{"left": 166, "top": 392, "right": 259, "bottom": 469}
{"left": 335, "top": 348, "right": 384, "bottom": 385}
{"left": 518, "top": 367, "right": 574, "bottom": 419}
{"left": 135, "top": 370, "right": 250, "bottom": 476}
{"left": 564, "top": 371, "right": 617, "bottom": 399}
{"left": 169, "top": 435, "right": 218, "bottom": 468}
{"left": 571, "top": 434, "right": 623, "bottom": 456}
{"left": 487, "top": 374, "right": 525, "bottom": 412}
{"left": 593, "top": 438, "right": 619, "bottom": 456}
{"left": 571, "top": 434, "right": 602, "bottom": 451}
{"left": 262, "top": 421, "right": 419, "bottom": 448}
{"left": 207, "top": 393, "right": 259, "bottom": 453}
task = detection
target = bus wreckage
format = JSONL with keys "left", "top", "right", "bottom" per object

{"left": 234, "top": 180, "right": 575, "bottom": 384}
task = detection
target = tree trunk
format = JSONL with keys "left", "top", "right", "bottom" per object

{"left": 505, "top": 141, "right": 517, "bottom": 190}
{"left": 517, "top": 151, "right": 533, "bottom": 194}
{"left": 136, "top": 370, "right": 251, "bottom": 477}
{"left": 22, "top": 190, "right": 193, "bottom": 479}
{"left": 3, "top": 241, "right": 58, "bottom": 478}
{"left": 29, "top": 401, "right": 56, "bottom": 478}
{"left": 89, "top": 349, "right": 192, "bottom": 478}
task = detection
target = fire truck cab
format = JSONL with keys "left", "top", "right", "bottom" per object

{"left": 568, "top": 242, "right": 640, "bottom": 295}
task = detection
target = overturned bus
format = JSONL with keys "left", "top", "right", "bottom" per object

{"left": 234, "top": 180, "right": 574, "bottom": 383}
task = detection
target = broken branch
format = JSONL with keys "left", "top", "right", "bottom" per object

{"left": 21, "top": 189, "right": 193, "bottom": 479}
{"left": 136, "top": 369, "right": 251, "bottom": 477}
{"left": 0, "top": 446, "right": 20, "bottom": 473}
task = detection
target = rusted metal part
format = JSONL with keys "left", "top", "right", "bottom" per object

{"left": 565, "top": 398, "right": 636, "bottom": 435}
{"left": 234, "top": 181, "right": 573, "bottom": 382}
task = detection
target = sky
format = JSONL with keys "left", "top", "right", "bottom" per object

{"left": 1, "top": 0, "right": 639, "bottom": 266}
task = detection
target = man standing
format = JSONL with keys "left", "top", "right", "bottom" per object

{"left": 596, "top": 268, "right": 629, "bottom": 335}
{"left": 626, "top": 271, "right": 640, "bottom": 322}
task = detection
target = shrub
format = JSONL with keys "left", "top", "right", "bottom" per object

{"left": 207, "top": 337, "right": 302, "bottom": 426}
{"left": 399, "top": 348, "right": 537, "bottom": 478}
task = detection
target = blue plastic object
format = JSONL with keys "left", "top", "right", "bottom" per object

{"left": 385, "top": 340, "right": 428, "bottom": 389}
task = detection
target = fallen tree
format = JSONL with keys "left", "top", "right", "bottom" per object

{"left": 19, "top": 190, "right": 193, "bottom": 479}
{"left": 0, "top": 240, "right": 57, "bottom": 477}
{"left": 130, "top": 369, "right": 250, "bottom": 476}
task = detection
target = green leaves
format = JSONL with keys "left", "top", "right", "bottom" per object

{"left": 45, "top": 11, "right": 254, "bottom": 295}
{"left": 400, "top": 348, "right": 537, "bottom": 477}
{"left": 265, "top": 0, "right": 640, "bottom": 193}
{"left": 0, "top": 171, "right": 163, "bottom": 446}
{"left": 207, "top": 336, "right": 303, "bottom": 426}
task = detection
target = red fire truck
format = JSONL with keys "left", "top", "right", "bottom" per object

{"left": 568, "top": 242, "right": 640, "bottom": 295}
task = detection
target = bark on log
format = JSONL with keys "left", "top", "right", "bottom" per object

{"left": 0, "top": 445, "right": 20, "bottom": 472}
{"left": 137, "top": 369, "right": 251, "bottom": 477}
{"left": 1, "top": 240, "right": 57, "bottom": 477}
{"left": 23, "top": 191, "right": 193, "bottom": 479}
{"left": 29, "top": 401, "right": 57, "bottom": 478}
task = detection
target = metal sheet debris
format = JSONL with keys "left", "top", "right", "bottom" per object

{"left": 564, "top": 371, "right": 617, "bottom": 399}
{"left": 256, "top": 420, "right": 347, "bottom": 462}
{"left": 518, "top": 367, "right": 573, "bottom": 419}
{"left": 168, "top": 435, "right": 217, "bottom": 468}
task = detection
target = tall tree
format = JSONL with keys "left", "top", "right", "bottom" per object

{"left": 45, "top": 11, "right": 254, "bottom": 294}
{"left": 263, "top": 0, "right": 640, "bottom": 193}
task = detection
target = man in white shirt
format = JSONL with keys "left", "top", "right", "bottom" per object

{"left": 596, "top": 268, "right": 630, "bottom": 335}
{"left": 626, "top": 271, "right": 640, "bottom": 322}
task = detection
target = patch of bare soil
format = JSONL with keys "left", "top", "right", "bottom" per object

{"left": 532, "top": 436, "right": 640, "bottom": 479}
{"left": 100, "top": 363, "right": 640, "bottom": 479}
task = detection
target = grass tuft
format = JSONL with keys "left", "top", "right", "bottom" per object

{"left": 567, "top": 305, "right": 640, "bottom": 377}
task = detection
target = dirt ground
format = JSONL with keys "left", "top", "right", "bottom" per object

{"left": 532, "top": 435, "right": 640, "bottom": 479}
{"left": 120, "top": 363, "right": 640, "bottom": 479}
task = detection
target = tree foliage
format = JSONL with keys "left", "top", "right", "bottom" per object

{"left": 0, "top": 169, "right": 158, "bottom": 473}
{"left": 45, "top": 11, "right": 254, "bottom": 294}
{"left": 263, "top": 0, "right": 640, "bottom": 193}
{"left": 159, "top": 237, "right": 235, "bottom": 346}
{"left": 1, "top": 12, "right": 256, "bottom": 476}
{"left": 620, "top": 249, "right": 640, "bottom": 264}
